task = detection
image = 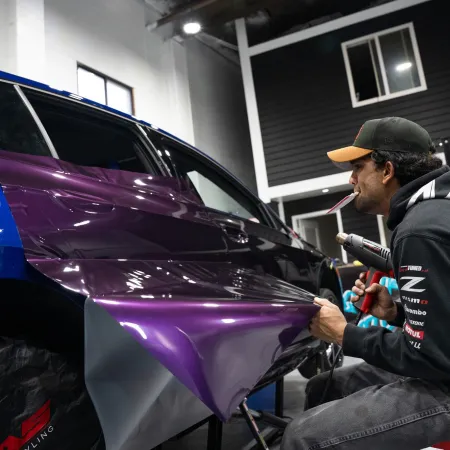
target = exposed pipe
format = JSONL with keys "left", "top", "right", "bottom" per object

{"left": 194, "top": 33, "right": 240, "bottom": 66}
{"left": 200, "top": 33, "right": 238, "bottom": 51}
{"left": 146, "top": 0, "right": 222, "bottom": 31}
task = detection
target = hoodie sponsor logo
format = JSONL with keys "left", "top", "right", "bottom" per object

{"left": 399, "top": 265, "right": 429, "bottom": 273}
{"left": 400, "top": 265, "right": 422, "bottom": 272}
{"left": 404, "top": 305, "right": 427, "bottom": 316}
{"left": 402, "top": 296, "right": 429, "bottom": 305}
{"left": 406, "top": 179, "right": 437, "bottom": 209}
{"left": 406, "top": 176, "right": 450, "bottom": 209}
{"left": 400, "top": 276, "right": 426, "bottom": 293}
{"left": 409, "top": 319, "right": 425, "bottom": 327}
{"left": 405, "top": 323, "right": 425, "bottom": 340}
{"left": 409, "top": 339, "right": 422, "bottom": 350}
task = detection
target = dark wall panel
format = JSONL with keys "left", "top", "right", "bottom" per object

{"left": 341, "top": 206, "right": 381, "bottom": 245}
{"left": 253, "top": 0, "right": 450, "bottom": 187}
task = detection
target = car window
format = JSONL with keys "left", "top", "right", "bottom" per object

{"left": 0, "top": 83, "right": 52, "bottom": 157}
{"left": 148, "top": 132, "right": 266, "bottom": 224}
{"left": 23, "top": 88, "right": 156, "bottom": 174}
{"left": 188, "top": 170, "right": 255, "bottom": 219}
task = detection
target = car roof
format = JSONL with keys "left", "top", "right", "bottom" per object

{"left": 0, "top": 69, "right": 251, "bottom": 196}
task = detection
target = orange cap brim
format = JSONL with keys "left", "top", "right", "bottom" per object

{"left": 327, "top": 146, "right": 373, "bottom": 163}
{"left": 327, "top": 145, "right": 373, "bottom": 163}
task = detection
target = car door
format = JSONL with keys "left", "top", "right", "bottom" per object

{"left": 0, "top": 83, "right": 229, "bottom": 277}
{"left": 263, "top": 206, "right": 327, "bottom": 294}
{"left": 145, "top": 130, "right": 317, "bottom": 293}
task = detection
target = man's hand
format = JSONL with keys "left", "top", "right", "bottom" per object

{"left": 351, "top": 272, "right": 397, "bottom": 322}
{"left": 309, "top": 298, "right": 348, "bottom": 346}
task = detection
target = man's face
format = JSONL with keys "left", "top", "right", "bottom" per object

{"left": 349, "top": 156, "right": 386, "bottom": 215}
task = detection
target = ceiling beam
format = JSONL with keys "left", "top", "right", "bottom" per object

{"left": 141, "top": 0, "right": 240, "bottom": 63}
{"left": 249, "top": 0, "right": 434, "bottom": 56}
{"left": 146, "top": 0, "right": 222, "bottom": 31}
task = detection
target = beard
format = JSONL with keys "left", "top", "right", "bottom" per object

{"left": 353, "top": 194, "right": 378, "bottom": 214}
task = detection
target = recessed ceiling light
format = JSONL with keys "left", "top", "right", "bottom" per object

{"left": 183, "top": 22, "right": 201, "bottom": 35}
{"left": 322, "top": 188, "right": 330, "bottom": 193}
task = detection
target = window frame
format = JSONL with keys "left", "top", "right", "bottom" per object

{"left": 341, "top": 22, "right": 427, "bottom": 108}
{"left": 0, "top": 82, "right": 57, "bottom": 159}
{"left": 77, "top": 64, "right": 135, "bottom": 116}
{"left": 146, "top": 128, "right": 277, "bottom": 228}
{"left": 21, "top": 86, "right": 162, "bottom": 176}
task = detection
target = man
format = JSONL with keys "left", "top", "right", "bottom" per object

{"left": 281, "top": 117, "right": 450, "bottom": 449}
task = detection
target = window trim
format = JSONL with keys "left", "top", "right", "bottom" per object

{"left": 147, "top": 129, "right": 275, "bottom": 227}
{"left": 22, "top": 86, "right": 161, "bottom": 176}
{"left": 6, "top": 77, "right": 136, "bottom": 131}
{"left": 14, "top": 85, "right": 60, "bottom": 159}
{"left": 0, "top": 77, "right": 168, "bottom": 175}
{"left": 77, "top": 64, "right": 135, "bottom": 116}
{"left": 341, "top": 22, "right": 427, "bottom": 108}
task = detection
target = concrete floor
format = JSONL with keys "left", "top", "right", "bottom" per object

{"left": 162, "top": 357, "right": 362, "bottom": 450}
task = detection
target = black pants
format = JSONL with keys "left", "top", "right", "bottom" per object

{"left": 281, "top": 362, "right": 450, "bottom": 450}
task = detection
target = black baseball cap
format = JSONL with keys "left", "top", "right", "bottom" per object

{"left": 327, "top": 117, "right": 433, "bottom": 169}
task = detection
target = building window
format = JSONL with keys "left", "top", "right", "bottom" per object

{"left": 342, "top": 23, "right": 427, "bottom": 108}
{"left": 77, "top": 65, "right": 134, "bottom": 115}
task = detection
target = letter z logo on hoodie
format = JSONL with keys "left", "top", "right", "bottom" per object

{"left": 400, "top": 276, "right": 426, "bottom": 293}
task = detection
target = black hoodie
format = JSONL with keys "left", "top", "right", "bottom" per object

{"left": 343, "top": 165, "right": 450, "bottom": 382}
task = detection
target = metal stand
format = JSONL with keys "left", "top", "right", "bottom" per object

{"left": 239, "top": 399, "right": 270, "bottom": 450}
{"left": 207, "top": 415, "right": 223, "bottom": 450}
{"left": 275, "top": 378, "right": 284, "bottom": 417}
{"left": 156, "top": 377, "right": 289, "bottom": 450}
{"left": 240, "top": 376, "right": 291, "bottom": 449}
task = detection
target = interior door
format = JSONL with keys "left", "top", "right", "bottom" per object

{"left": 299, "top": 218, "right": 321, "bottom": 250}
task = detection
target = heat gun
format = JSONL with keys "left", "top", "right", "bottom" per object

{"left": 336, "top": 232, "right": 393, "bottom": 314}
{"left": 316, "top": 232, "right": 394, "bottom": 405}
{"left": 319, "top": 232, "right": 395, "bottom": 405}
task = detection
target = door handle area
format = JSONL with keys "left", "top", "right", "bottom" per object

{"left": 221, "top": 224, "right": 249, "bottom": 245}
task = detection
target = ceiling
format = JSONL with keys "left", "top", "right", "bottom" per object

{"left": 143, "top": 0, "right": 395, "bottom": 51}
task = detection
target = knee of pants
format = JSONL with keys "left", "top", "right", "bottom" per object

{"left": 305, "top": 372, "right": 331, "bottom": 408}
{"left": 282, "top": 418, "right": 300, "bottom": 450}
{"left": 281, "top": 415, "right": 311, "bottom": 450}
{"left": 306, "top": 371, "right": 330, "bottom": 393}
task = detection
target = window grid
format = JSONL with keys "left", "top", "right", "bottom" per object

{"left": 341, "top": 22, "right": 427, "bottom": 108}
{"left": 77, "top": 64, "right": 135, "bottom": 116}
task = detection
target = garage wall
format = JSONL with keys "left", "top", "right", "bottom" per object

{"left": 186, "top": 39, "right": 257, "bottom": 192}
{"left": 0, "top": 0, "right": 37, "bottom": 76}
{"left": 252, "top": 0, "right": 450, "bottom": 188}
{"left": 0, "top": 1, "right": 13, "bottom": 73}
{"left": 44, "top": 0, "right": 194, "bottom": 144}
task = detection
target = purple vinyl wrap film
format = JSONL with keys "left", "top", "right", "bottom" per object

{"left": 0, "top": 150, "right": 320, "bottom": 424}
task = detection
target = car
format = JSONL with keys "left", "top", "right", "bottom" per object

{"left": 0, "top": 70, "right": 345, "bottom": 450}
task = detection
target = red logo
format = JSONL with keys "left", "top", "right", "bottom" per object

{"left": 405, "top": 323, "right": 424, "bottom": 340}
{"left": 0, "top": 400, "right": 51, "bottom": 450}
{"left": 355, "top": 125, "right": 364, "bottom": 140}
